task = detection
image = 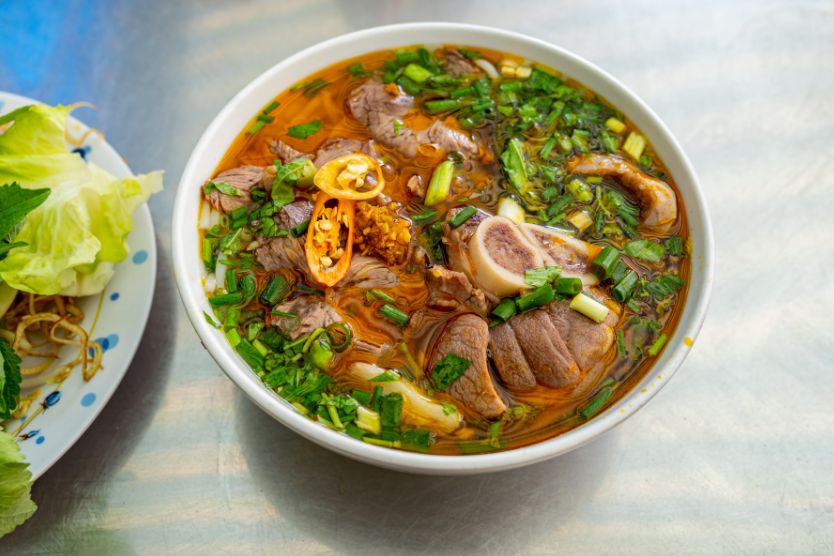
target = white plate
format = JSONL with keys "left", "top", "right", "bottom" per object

{"left": 0, "top": 91, "right": 157, "bottom": 480}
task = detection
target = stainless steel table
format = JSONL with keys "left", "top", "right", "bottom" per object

{"left": 2, "top": 1, "right": 832, "bottom": 554}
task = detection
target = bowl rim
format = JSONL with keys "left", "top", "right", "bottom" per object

{"left": 172, "top": 22, "right": 714, "bottom": 475}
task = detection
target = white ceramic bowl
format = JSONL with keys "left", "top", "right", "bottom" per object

{"left": 172, "top": 23, "right": 713, "bottom": 475}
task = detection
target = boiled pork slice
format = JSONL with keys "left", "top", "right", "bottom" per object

{"left": 428, "top": 313, "right": 506, "bottom": 419}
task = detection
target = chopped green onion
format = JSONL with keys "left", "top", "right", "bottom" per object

{"left": 270, "top": 310, "right": 297, "bottom": 318}
{"left": 540, "top": 135, "right": 558, "bottom": 159}
{"left": 370, "top": 369, "right": 400, "bottom": 382}
{"left": 202, "top": 238, "right": 215, "bottom": 268}
{"left": 616, "top": 330, "right": 627, "bottom": 358}
{"left": 302, "top": 78, "right": 329, "bottom": 98}
{"left": 290, "top": 219, "right": 310, "bottom": 237}
{"left": 492, "top": 298, "right": 518, "bottom": 321}
{"left": 424, "top": 160, "right": 454, "bottom": 206}
{"left": 647, "top": 333, "right": 668, "bottom": 356}
{"left": 424, "top": 99, "right": 462, "bottom": 114}
{"left": 579, "top": 383, "right": 616, "bottom": 419}
{"left": 356, "top": 406, "right": 381, "bottom": 434}
{"left": 325, "top": 322, "right": 352, "bottom": 351}
{"left": 623, "top": 132, "right": 647, "bottom": 161}
{"left": 363, "top": 437, "right": 399, "bottom": 448}
{"left": 379, "top": 304, "right": 409, "bottom": 326}
{"left": 449, "top": 205, "right": 477, "bottom": 228}
{"left": 309, "top": 336, "right": 334, "bottom": 370}
{"left": 261, "top": 275, "right": 289, "bottom": 305}
{"left": 612, "top": 270, "right": 639, "bottom": 303}
{"left": 347, "top": 63, "right": 369, "bottom": 77}
{"left": 592, "top": 246, "right": 621, "bottom": 280}
{"left": 352, "top": 389, "right": 372, "bottom": 406}
{"left": 410, "top": 208, "right": 437, "bottom": 224}
{"left": 225, "top": 328, "right": 241, "bottom": 347}
{"left": 554, "top": 277, "right": 583, "bottom": 296}
{"left": 401, "top": 429, "right": 432, "bottom": 450}
{"left": 624, "top": 240, "right": 665, "bottom": 263}
{"left": 225, "top": 269, "right": 238, "bottom": 292}
{"left": 380, "top": 393, "right": 404, "bottom": 428}
{"left": 665, "top": 236, "right": 684, "bottom": 257}
{"left": 263, "top": 101, "right": 280, "bottom": 114}
{"left": 569, "top": 292, "right": 609, "bottom": 323}
{"left": 252, "top": 339, "right": 269, "bottom": 357}
{"left": 248, "top": 121, "right": 267, "bottom": 135}
{"left": 610, "top": 261, "right": 629, "bottom": 285}
{"left": 257, "top": 114, "right": 274, "bottom": 124}
{"left": 516, "top": 284, "right": 555, "bottom": 312}
{"left": 224, "top": 306, "right": 239, "bottom": 329}
{"left": 645, "top": 274, "right": 685, "bottom": 299}
{"left": 566, "top": 178, "right": 593, "bottom": 202}
{"left": 240, "top": 273, "right": 256, "bottom": 300}
{"left": 366, "top": 289, "right": 397, "bottom": 303}
{"left": 203, "top": 311, "right": 221, "bottom": 329}
{"left": 209, "top": 292, "right": 243, "bottom": 306}
{"left": 247, "top": 320, "right": 264, "bottom": 341}
{"left": 451, "top": 86, "right": 474, "bottom": 98}
{"left": 403, "top": 63, "right": 432, "bottom": 84}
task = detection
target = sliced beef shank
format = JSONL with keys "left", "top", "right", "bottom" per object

{"left": 428, "top": 314, "right": 506, "bottom": 419}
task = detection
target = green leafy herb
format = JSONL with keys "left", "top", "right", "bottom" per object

{"left": 287, "top": 120, "right": 322, "bottom": 139}
{"left": 0, "top": 339, "right": 22, "bottom": 420}
{"left": 272, "top": 157, "right": 315, "bottom": 210}
{"left": 206, "top": 181, "right": 240, "bottom": 197}
{"left": 0, "top": 183, "right": 50, "bottom": 241}
{"left": 431, "top": 353, "right": 471, "bottom": 391}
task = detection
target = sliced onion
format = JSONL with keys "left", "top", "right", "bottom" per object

{"left": 474, "top": 58, "right": 499, "bottom": 79}
{"left": 214, "top": 260, "right": 227, "bottom": 291}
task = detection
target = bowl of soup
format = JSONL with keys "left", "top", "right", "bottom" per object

{"left": 172, "top": 22, "right": 712, "bottom": 474}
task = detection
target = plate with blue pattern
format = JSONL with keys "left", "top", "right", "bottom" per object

{"left": 0, "top": 91, "right": 157, "bottom": 479}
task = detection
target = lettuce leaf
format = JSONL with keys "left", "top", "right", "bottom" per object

{"left": 0, "top": 429, "right": 37, "bottom": 538}
{"left": 0, "top": 104, "right": 162, "bottom": 295}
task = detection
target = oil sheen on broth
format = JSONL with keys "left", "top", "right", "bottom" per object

{"left": 200, "top": 45, "right": 690, "bottom": 454}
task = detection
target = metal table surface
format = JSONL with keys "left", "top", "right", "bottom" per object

{"left": 2, "top": 1, "right": 833, "bottom": 554}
